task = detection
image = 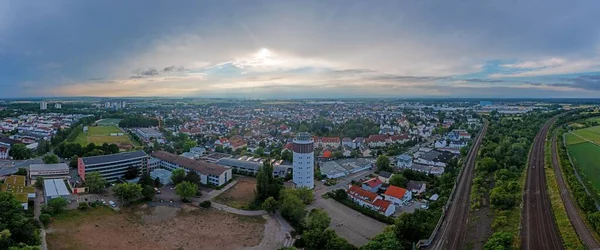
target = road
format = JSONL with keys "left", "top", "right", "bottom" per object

{"left": 551, "top": 134, "right": 600, "bottom": 249}
{"left": 521, "top": 117, "right": 563, "bottom": 250}
{"left": 0, "top": 158, "right": 44, "bottom": 176}
{"left": 427, "top": 120, "right": 488, "bottom": 250}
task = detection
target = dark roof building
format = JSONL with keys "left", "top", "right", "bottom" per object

{"left": 78, "top": 150, "right": 149, "bottom": 182}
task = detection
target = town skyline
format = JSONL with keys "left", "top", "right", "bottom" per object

{"left": 2, "top": 1, "right": 600, "bottom": 98}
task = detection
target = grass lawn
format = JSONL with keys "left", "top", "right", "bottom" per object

{"left": 95, "top": 118, "right": 122, "bottom": 126}
{"left": 573, "top": 129, "right": 600, "bottom": 144}
{"left": 565, "top": 133, "right": 587, "bottom": 145}
{"left": 567, "top": 142, "right": 600, "bottom": 193}
{"left": 585, "top": 125, "right": 600, "bottom": 134}
{"left": 73, "top": 125, "right": 137, "bottom": 147}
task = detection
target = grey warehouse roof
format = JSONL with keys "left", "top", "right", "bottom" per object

{"left": 216, "top": 158, "right": 292, "bottom": 174}
{"left": 30, "top": 163, "right": 69, "bottom": 172}
{"left": 81, "top": 150, "right": 148, "bottom": 166}
{"left": 44, "top": 179, "right": 70, "bottom": 197}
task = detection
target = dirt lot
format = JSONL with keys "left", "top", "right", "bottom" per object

{"left": 214, "top": 177, "right": 257, "bottom": 209}
{"left": 47, "top": 204, "right": 266, "bottom": 250}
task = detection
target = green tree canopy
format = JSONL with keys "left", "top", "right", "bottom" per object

{"left": 171, "top": 168, "right": 186, "bottom": 185}
{"left": 9, "top": 144, "right": 32, "bottom": 160}
{"left": 47, "top": 197, "right": 68, "bottom": 214}
{"left": 85, "top": 172, "right": 106, "bottom": 193}
{"left": 175, "top": 181, "right": 198, "bottom": 202}
{"left": 113, "top": 183, "right": 142, "bottom": 205}
{"left": 376, "top": 155, "right": 392, "bottom": 172}
{"left": 255, "top": 160, "right": 283, "bottom": 202}
{"left": 262, "top": 196, "right": 278, "bottom": 214}
{"left": 389, "top": 174, "right": 408, "bottom": 188}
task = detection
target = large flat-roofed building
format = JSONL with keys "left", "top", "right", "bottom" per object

{"left": 0, "top": 175, "right": 35, "bottom": 210}
{"left": 78, "top": 150, "right": 149, "bottom": 182}
{"left": 43, "top": 179, "right": 71, "bottom": 203}
{"left": 29, "top": 163, "right": 70, "bottom": 182}
{"left": 152, "top": 151, "right": 232, "bottom": 187}
{"left": 136, "top": 128, "right": 162, "bottom": 140}
{"left": 150, "top": 168, "right": 172, "bottom": 185}
{"left": 216, "top": 158, "right": 292, "bottom": 178}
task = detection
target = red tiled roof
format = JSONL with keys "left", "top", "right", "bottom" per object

{"left": 284, "top": 143, "right": 293, "bottom": 150}
{"left": 367, "top": 134, "right": 388, "bottom": 142}
{"left": 347, "top": 185, "right": 378, "bottom": 202}
{"left": 363, "top": 177, "right": 382, "bottom": 188}
{"left": 372, "top": 199, "right": 392, "bottom": 213}
{"left": 384, "top": 185, "right": 408, "bottom": 199}
{"left": 321, "top": 137, "right": 340, "bottom": 143}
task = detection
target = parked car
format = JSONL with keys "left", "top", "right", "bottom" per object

{"left": 109, "top": 201, "right": 116, "bottom": 207}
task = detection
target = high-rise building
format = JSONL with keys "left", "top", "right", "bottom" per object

{"left": 54, "top": 103, "right": 62, "bottom": 109}
{"left": 293, "top": 132, "right": 314, "bottom": 189}
{"left": 40, "top": 101, "right": 47, "bottom": 110}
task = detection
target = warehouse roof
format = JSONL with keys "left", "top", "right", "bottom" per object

{"left": 30, "top": 163, "right": 69, "bottom": 172}
{"left": 44, "top": 179, "right": 70, "bottom": 197}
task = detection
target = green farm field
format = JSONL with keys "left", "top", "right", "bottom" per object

{"left": 565, "top": 133, "right": 588, "bottom": 145}
{"left": 74, "top": 125, "right": 138, "bottom": 148}
{"left": 572, "top": 129, "right": 600, "bottom": 144}
{"left": 567, "top": 142, "right": 600, "bottom": 193}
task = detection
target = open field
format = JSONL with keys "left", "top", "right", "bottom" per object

{"left": 565, "top": 133, "right": 588, "bottom": 145}
{"left": 568, "top": 123, "right": 585, "bottom": 128}
{"left": 47, "top": 205, "right": 266, "bottom": 250}
{"left": 586, "top": 125, "right": 600, "bottom": 134}
{"left": 567, "top": 142, "right": 600, "bottom": 193}
{"left": 214, "top": 177, "right": 257, "bottom": 209}
{"left": 572, "top": 129, "right": 600, "bottom": 144}
{"left": 96, "top": 118, "right": 121, "bottom": 126}
{"left": 73, "top": 125, "right": 138, "bottom": 148}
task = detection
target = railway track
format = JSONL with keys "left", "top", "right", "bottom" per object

{"left": 427, "top": 120, "right": 488, "bottom": 250}
{"left": 521, "top": 117, "right": 563, "bottom": 250}
{"left": 551, "top": 133, "right": 600, "bottom": 249}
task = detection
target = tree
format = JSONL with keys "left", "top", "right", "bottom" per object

{"left": 171, "top": 168, "right": 186, "bottom": 185}
{"left": 255, "top": 160, "right": 283, "bottom": 202}
{"left": 123, "top": 167, "right": 138, "bottom": 180}
{"left": 361, "top": 230, "right": 403, "bottom": 250}
{"left": 280, "top": 189, "right": 307, "bottom": 227}
{"left": 42, "top": 154, "right": 59, "bottom": 164}
{"left": 184, "top": 171, "right": 202, "bottom": 187}
{"left": 34, "top": 177, "right": 44, "bottom": 189}
{"left": 113, "top": 183, "right": 142, "bottom": 205}
{"left": 287, "top": 187, "right": 314, "bottom": 205}
{"left": 262, "top": 196, "right": 278, "bottom": 214}
{"left": 389, "top": 174, "right": 408, "bottom": 188}
{"left": 85, "top": 172, "right": 106, "bottom": 193}
{"left": 9, "top": 144, "right": 32, "bottom": 160}
{"left": 108, "top": 144, "right": 120, "bottom": 154}
{"left": 15, "top": 168, "right": 27, "bottom": 176}
{"left": 394, "top": 209, "right": 434, "bottom": 243}
{"left": 137, "top": 173, "right": 154, "bottom": 187}
{"left": 39, "top": 214, "right": 51, "bottom": 226}
{"left": 142, "top": 185, "right": 155, "bottom": 201}
{"left": 484, "top": 232, "right": 513, "bottom": 250}
{"left": 376, "top": 155, "right": 392, "bottom": 172}
{"left": 281, "top": 150, "right": 293, "bottom": 162}
{"left": 36, "top": 140, "right": 50, "bottom": 155}
{"left": 68, "top": 156, "right": 78, "bottom": 169}
{"left": 85, "top": 143, "right": 97, "bottom": 154}
{"left": 47, "top": 197, "right": 68, "bottom": 214}
{"left": 256, "top": 147, "right": 265, "bottom": 156}
{"left": 0, "top": 192, "right": 41, "bottom": 248}
{"left": 175, "top": 181, "right": 197, "bottom": 202}
{"left": 304, "top": 209, "right": 331, "bottom": 232}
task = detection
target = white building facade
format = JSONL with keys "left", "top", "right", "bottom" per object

{"left": 293, "top": 133, "right": 314, "bottom": 189}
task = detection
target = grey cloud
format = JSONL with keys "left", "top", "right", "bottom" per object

{"left": 462, "top": 78, "right": 504, "bottom": 83}
{"left": 550, "top": 75, "right": 600, "bottom": 90}
{"left": 163, "top": 66, "right": 185, "bottom": 72}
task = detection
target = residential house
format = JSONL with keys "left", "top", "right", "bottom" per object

{"left": 414, "top": 150, "right": 455, "bottom": 168}
{"left": 341, "top": 137, "right": 354, "bottom": 148}
{"left": 353, "top": 137, "right": 364, "bottom": 148}
{"left": 366, "top": 134, "right": 388, "bottom": 148}
{"left": 396, "top": 154, "right": 413, "bottom": 168}
{"left": 361, "top": 177, "right": 382, "bottom": 193}
{"left": 378, "top": 171, "right": 393, "bottom": 184}
{"left": 407, "top": 180, "right": 426, "bottom": 195}
{"left": 320, "top": 137, "right": 341, "bottom": 148}
{"left": 346, "top": 185, "right": 395, "bottom": 216}
{"left": 384, "top": 185, "right": 412, "bottom": 207}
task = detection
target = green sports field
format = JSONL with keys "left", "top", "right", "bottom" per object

{"left": 567, "top": 142, "right": 600, "bottom": 193}
{"left": 74, "top": 125, "right": 137, "bottom": 148}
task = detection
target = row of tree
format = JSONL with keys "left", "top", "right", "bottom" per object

{"left": 55, "top": 142, "right": 120, "bottom": 160}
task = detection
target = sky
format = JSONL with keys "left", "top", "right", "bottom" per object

{"left": 1, "top": 0, "right": 600, "bottom": 99}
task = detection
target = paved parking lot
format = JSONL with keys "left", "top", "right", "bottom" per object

{"left": 395, "top": 200, "right": 427, "bottom": 215}
{"left": 313, "top": 197, "right": 386, "bottom": 246}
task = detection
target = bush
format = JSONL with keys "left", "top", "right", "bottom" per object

{"left": 39, "top": 213, "right": 51, "bottom": 226}
{"left": 78, "top": 202, "right": 89, "bottom": 210}
{"left": 199, "top": 200, "right": 211, "bottom": 208}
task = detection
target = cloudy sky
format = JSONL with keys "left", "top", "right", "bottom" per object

{"left": 1, "top": 0, "right": 600, "bottom": 98}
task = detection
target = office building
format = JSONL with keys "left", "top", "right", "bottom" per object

{"left": 78, "top": 150, "right": 149, "bottom": 182}
{"left": 54, "top": 103, "right": 62, "bottom": 109}
{"left": 40, "top": 101, "right": 47, "bottom": 110}
{"left": 293, "top": 132, "right": 314, "bottom": 189}
{"left": 29, "top": 163, "right": 70, "bottom": 182}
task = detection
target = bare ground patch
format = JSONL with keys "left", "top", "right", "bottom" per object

{"left": 214, "top": 177, "right": 257, "bottom": 209}
{"left": 47, "top": 205, "right": 266, "bottom": 250}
